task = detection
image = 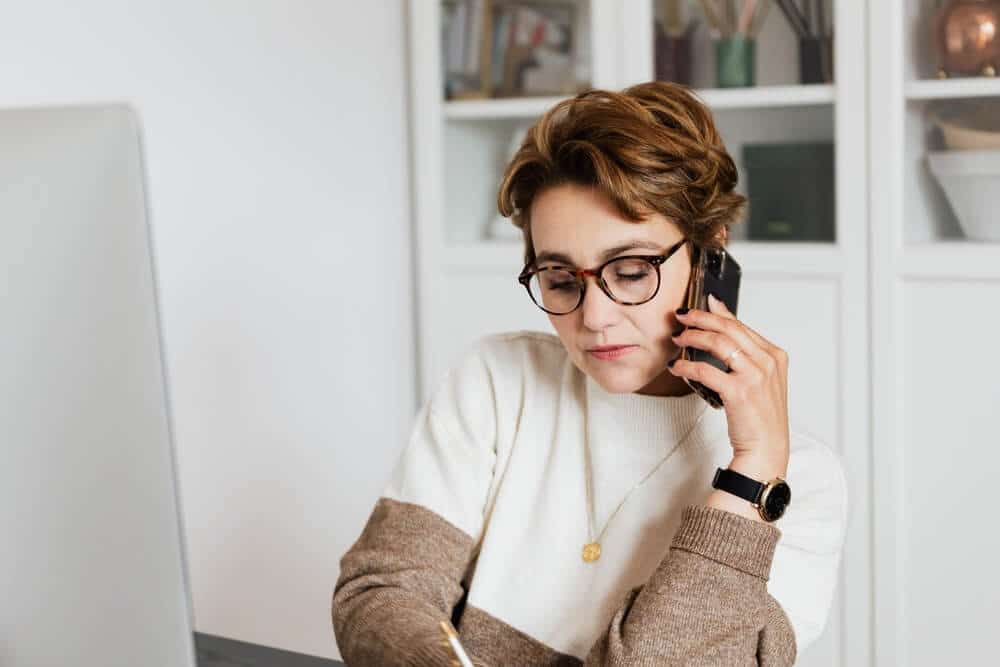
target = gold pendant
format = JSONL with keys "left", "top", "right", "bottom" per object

{"left": 582, "top": 542, "right": 601, "bottom": 562}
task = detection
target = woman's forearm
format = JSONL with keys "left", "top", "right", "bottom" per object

{"left": 705, "top": 455, "right": 789, "bottom": 523}
{"left": 584, "top": 504, "right": 796, "bottom": 666}
{"left": 332, "top": 498, "right": 476, "bottom": 666}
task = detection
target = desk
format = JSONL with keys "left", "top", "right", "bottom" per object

{"left": 195, "top": 632, "right": 344, "bottom": 666}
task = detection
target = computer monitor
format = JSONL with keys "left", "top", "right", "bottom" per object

{"left": 0, "top": 104, "right": 197, "bottom": 666}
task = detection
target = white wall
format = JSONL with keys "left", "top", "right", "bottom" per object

{"left": 0, "top": 1, "right": 413, "bottom": 661}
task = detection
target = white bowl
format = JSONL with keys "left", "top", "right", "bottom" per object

{"left": 926, "top": 150, "right": 1000, "bottom": 242}
{"left": 929, "top": 102, "right": 1000, "bottom": 150}
{"left": 935, "top": 116, "right": 1000, "bottom": 150}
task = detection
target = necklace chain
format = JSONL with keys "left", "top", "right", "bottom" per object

{"left": 582, "top": 404, "right": 709, "bottom": 563}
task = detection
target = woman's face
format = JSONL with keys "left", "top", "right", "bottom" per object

{"left": 529, "top": 182, "right": 703, "bottom": 396}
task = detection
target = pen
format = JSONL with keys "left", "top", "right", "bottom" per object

{"left": 775, "top": 0, "right": 809, "bottom": 37}
{"left": 699, "top": 0, "right": 727, "bottom": 36}
{"left": 440, "top": 619, "right": 475, "bottom": 667}
{"left": 737, "top": 0, "right": 756, "bottom": 35}
{"left": 748, "top": 0, "right": 772, "bottom": 38}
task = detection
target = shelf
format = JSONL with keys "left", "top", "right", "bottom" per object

{"left": 441, "top": 239, "right": 844, "bottom": 278}
{"left": 444, "top": 96, "right": 570, "bottom": 120}
{"left": 905, "top": 77, "right": 1000, "bottom": 101}
{"left": 694, "top": 84, "right": 835, "bottom": 110}
{"left": 444, "top": 84, "right": 836, "bottom": 120}
{"left": 900, "top": 241, "right": 1000, "bottom": 280}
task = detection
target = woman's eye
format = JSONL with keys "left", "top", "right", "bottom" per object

{"left": 547, "top": 281, "right": 577, "bottom": 292}
{"left": 616, "top": 271, "right": 649, "bottom": 281}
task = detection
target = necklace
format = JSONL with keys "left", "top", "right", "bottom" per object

{"left": 581, "top": 403, "right": 709, "bottom": 563}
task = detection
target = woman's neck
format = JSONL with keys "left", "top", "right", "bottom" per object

{"left": 635, "top": 368, "right": 693, "bottom": 397}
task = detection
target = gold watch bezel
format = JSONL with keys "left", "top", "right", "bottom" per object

{"left": 754, "top": 476, "right": 790, "bottom": 522}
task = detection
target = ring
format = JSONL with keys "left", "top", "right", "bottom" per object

{"left": 724, "top": 348, "right": 742, "bottom": 371}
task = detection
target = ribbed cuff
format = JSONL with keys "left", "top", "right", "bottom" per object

{"left": 670, "top": 504, "right": 781, "bottom": 580}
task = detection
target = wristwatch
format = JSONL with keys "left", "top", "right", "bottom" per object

{"left": 712, "top": 467, "right": 792, "bottom": 522}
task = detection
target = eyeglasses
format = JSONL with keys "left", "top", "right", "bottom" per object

{"left": 517, "top": 238, "right": 689, "bottom": 315}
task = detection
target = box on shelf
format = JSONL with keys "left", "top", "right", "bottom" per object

{"left": 442, "top": 0, "right": 591, "bottom": 101}
{"left": 742, "top": 141, "right": 835, "bottom": 242}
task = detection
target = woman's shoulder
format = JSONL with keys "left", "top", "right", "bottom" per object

{"left": 782, "top": 424, "right": 850, "bottom": 544}
{"left": 769, "top": 426, "right": 850, "bottom": 653}
{"left": 787, "top": 425, "right": 847, "bottom": 495}
{"left": 473, "top": 328, "right": 564, "bottom": 354}
{"left": 455, "top": 329, "right": 568, "bottom": 380}
{"left": 425, "top": 330, "right": 569, "bottom": 418}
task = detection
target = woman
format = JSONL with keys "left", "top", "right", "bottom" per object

{"left": 332, "top": 81, "right": 848, "bottom": 665}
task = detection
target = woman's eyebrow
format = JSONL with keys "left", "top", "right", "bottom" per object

{"left": 598, "top": 240, "right": 665, "bottom": 260}
{"left": 535, "top": 240, "right": 666, "bottom": 266}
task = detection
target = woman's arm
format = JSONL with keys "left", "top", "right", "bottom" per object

{"left": 584, "top": 503, "right": 796, "bottom": 666}
{"left": 581, "top": 294, "right": 799, "bottom": 664}
{"left": 333, "top": 497, "right": 477, "bottom": 666}
{"left": 332, "top": 340, "right": 499, "bottom": 666}
{"left": 335, "top": 499, "right": 797, "bottom": 667}
{"left": 589, "top": 439, "right": 848, "bottom": 665}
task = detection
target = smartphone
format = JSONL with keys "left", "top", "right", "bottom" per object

{"left": 679, "top": 244, "right": 742, "bottom": 409}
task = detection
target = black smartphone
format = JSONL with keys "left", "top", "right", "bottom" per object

{"left": 678, "top": 244, "right": 742, "bottom": 409}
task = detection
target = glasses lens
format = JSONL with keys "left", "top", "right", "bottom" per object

{"left": 601, "top": 257, "right": 659, "bottom": 304}
{"left": 528, "top": 269, "right": 580, "bottom": 314}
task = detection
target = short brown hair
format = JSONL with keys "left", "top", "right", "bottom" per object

{"left": 496, "top": 81, "right": 746, "bottom": 267}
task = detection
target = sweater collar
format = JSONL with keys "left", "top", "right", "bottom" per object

{"left": 583, "top": 372, "right": 725, "bottom": 452}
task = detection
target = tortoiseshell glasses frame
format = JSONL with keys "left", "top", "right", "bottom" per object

{"left": 517, "top": 238, "right": 689, "bottom": 315}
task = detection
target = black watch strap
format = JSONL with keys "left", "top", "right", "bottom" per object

{"left": 712, "top": 467, "right": 764, "bottom": 504}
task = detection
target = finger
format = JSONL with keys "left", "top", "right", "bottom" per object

{"left": 676, "top": 308, "right": 766, "bottom": 367}
{"left": 730, "top": 317, "right": 777, "bottom": 353}
{"left": 707, "top": 293, "right": 735, "bottom": 319}
{"left": 667, "top": 356, "right": 738, "bottom": 399}
{"left": 708, "top": 292, "right": 774, "bottom": 366}
{"left": 706, "top": 293, "right": 781, "bottom": 352}
{"left": 671, "top": 328, "right": 764, "bottom": 377}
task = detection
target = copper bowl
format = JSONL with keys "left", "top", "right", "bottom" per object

{"left": 932, "top": 0, "right": 1000, "bottom": 77}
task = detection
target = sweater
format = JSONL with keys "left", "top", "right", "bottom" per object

{"left": 333, "top": 330, "right": 849, "bottom": 665}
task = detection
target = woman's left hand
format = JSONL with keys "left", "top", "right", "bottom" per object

{"left": 668, "top": 293, "right": 790, "bottom": 480}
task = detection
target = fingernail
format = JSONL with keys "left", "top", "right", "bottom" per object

{"left": 708, "top": 293, "right": 719, "bottom": 306}
{"left": 675, "top": 307, "right": 689, "bottom": 316}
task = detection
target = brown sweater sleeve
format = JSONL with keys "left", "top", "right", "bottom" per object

{"left": 332, "top": 497, "right": 477, "bottom": 667}
{"left": 584, "top": 504, "right": 797, "bottom": 666}
{"left": 334, "top": 500, "right": 796, "bottom": 666}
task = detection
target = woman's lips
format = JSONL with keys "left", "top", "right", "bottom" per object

{"left": 587, "top": 345, "right": 637, "bottom": 360}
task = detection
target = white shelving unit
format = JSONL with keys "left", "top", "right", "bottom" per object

{"left": 442, "top": 238, "right": 847, "bottom": 277}
{"left": 869, "top": 2, "right": 1000, "bottom": 667}
{"left": 409, "top": 3, "right": 865, "bottom": 666}
{"left": 445, "top": 82, "right": 836, "bottom": 118}
{"left": 406, "top": 1, "right": 999, "bottom": 664}
{"left": 905, "top": 76, "right": 1000, "bottom": 100}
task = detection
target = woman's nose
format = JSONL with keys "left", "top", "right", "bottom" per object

{"left": 580, "top": 275, "right": 620, "bottom": 331}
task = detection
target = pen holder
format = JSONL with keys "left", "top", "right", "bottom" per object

{"left": 715, "top": 35, "right": 755, "bottom": 88}
{"left": 798, "top": 35, "right": 834, "bottom": 84}
{"left": 655, "top": 21, "right": 693, "bottom": 85}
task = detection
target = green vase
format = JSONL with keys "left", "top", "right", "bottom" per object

{"left": 716, "top": 35, "right": 756, "bottom": 88}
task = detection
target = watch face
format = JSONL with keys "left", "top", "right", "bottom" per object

{"left": 762, "top": 481, "right": 791, "bottom": 520}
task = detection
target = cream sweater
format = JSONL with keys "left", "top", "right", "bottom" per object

{"left": 333, "top": 330, "right": 849, "bottom": 665}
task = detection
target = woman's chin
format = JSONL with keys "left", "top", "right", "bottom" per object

{"left": 587, "top": 356, "right": 679, "bottom": 392}
{"left": 584, "top": 364, "right": 647, "bottom": 394}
